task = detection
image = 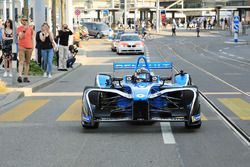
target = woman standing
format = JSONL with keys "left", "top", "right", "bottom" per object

{"left": 2, "top": 19, "right": 13, "bottom": 77}
{"left": 39, "top": 23, "right": 56, "bottom": 78}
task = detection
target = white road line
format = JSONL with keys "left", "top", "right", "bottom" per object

{"left": 224, "top": 47, "right": 230, "bottom": 50}
{"left": 222, "top": 52, "right": 227, "bottom": 55}
{"left": 219, "top": 56, "right": 250, "bottom": 66}
{"left": 160, "top": 122, "right": 176, "bottom": 144}
{"left": 228, "top": 54, "right": 235, "bottom": 57}
{"left": 219, "top": 49, "right": 222, "bottom": 52}
{"left": 238, "top": 57, "right": 244, "bottom": 60}
{"left": 27, "top": 92, "right": 82, "bottom": 97}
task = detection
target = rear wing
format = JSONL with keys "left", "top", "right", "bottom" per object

{"left": 113, "top": 62, "right": 173, "bottom": 71}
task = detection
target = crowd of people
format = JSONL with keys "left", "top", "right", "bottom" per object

{"left": 0, "top": 16, "right": 75, "bottom": 83}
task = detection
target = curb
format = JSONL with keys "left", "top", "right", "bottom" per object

{"left": 0, "top": 91, "right": 24, "bottom": 107}
{"left": 0, "top": 64, "right": 81, "bottom": 108}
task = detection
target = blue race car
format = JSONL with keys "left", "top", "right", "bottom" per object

{"left": 82, "top": 56, "right": 201, "bottom": 129}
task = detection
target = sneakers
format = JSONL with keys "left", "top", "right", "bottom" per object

{"left": 17, "top": 76, "right": 22, "bottom": 83}
{"left": 43, "top": 72, "right": 47, "bottom": 78}
{"left": 48, "top": 74, "right": 52, "bottom": 78}
{"left": 3, "top": 71, "right": 8, "bottom": 77}
{"left": 3, "top": 71, "right": 13, "bottom": 77}
{"left": 23, "top": 77, "right": 30, "bottom": 83}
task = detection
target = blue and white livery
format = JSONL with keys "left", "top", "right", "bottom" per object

{"left": 82, "top": 56, "right": 201, "bottom": 129}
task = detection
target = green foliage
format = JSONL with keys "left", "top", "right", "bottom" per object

{"left": 29, "top": 59, "right": 44, "bottom": 76}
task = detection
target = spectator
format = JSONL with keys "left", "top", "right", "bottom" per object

{"left": 57, "top": 24, "right": 73, "bottom": 70}
{"left": 196, "top": 21, "right": 201, "bottom": 37}
{"left": 2, "top": 19, "right": 13, "bottom": 77}
{"left": 203, "top": 18, "right": 207, "bottom": 29}
{"left": 172, "top": 19, "right": 177, "bottom": 36}
{"left": 17, "top": 16, "right": 34, "bottom": 83}
{"left": 35, "top": 26, "right": 42, "bottom": 68}
{"left": 39, "top": 23, "right": 56, "bottom": 78}
{"left": 67, "top": 45, "right": 77, "bottom": 68}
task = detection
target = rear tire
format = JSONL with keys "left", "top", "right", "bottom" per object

{"left": 82, "top": 121, "right": 100, "bottom": 129}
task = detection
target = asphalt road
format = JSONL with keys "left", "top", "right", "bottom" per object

{"left": 0, "top": 33, "right": 250, "bottom": 167}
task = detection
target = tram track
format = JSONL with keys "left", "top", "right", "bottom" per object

{"left": 149, "top": 37, "right": 250, "bottom": 147}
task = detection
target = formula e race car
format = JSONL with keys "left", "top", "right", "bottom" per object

{"left": 81, "top": 56, "right": 201, "bottom": 129}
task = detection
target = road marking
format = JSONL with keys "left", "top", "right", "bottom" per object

{"left": 28, "top": 92, "right": 82, "bottom": 97}
{"left": 160, "top": 122, "right": 176, "bottom": 144}
{"left": 218, "top": 98, "right": 250, "bottom": 120}
{"left": 0, "top": 100, "right": 49, "bottom": 121}
{"left": 219, "top": 49, "right": 222, "bottom": 52}
{"left": 201, "top": 113, "right": 208, "bottom": 121}
{"left": 228, "top": 54, "right": 235, "bottom": 57}
{"left": 238, "top": 57, "right": 244, "bottom": 60}
{"left": 222, "top": 52, "right": 227, "bottom": 55}
{"left": 203, "top": 92, "right": 242, "bottom": 95}
{"left": 218, "top": 55, "right": 250, "bottom": 66}
{"left": 56, "top": 100, "right": 81, "bottom": 121}
{"left": 224, "top": 47, "right": 229, "bottom": 50}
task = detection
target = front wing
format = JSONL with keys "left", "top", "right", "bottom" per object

{"left": 82, "top": 86, "right": 200, "bottom": 124}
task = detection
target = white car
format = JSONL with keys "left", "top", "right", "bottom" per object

{"left": 116, "top": 33, "right": 145, "bottom": 55}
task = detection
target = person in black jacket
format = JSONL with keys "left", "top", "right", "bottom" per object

{"left": 57, "top": 24, "right": 72, "bottom": 70}
{"left": 35, "top": 29, "right": 42, "bottom": 68}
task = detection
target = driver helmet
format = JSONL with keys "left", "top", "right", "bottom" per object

{"left": 133, "top": 67, "right": 151, "bottom": 82}
{"left": 135, "top": 67, "right": 149, "bottom": 75}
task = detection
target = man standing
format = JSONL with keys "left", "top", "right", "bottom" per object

{"left": 16, "top": 17, "right": 34, "bottom": 83}
{"left": 57, "top": 24, "right": 72, "bottom": 70}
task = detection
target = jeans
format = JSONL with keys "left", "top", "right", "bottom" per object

{"left": 67, "top": 57, "right": 76, "bottom": 68}
{"left": 41, "top": 48, "right": 54, "bottom": 74}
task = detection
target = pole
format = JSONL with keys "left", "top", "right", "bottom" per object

{"left": 134, "top": 0, "right": 137, "bottom": 29}
{"left": 124, "top": 0, "right": 127, "bottom": 27}
{"left": 112, "top": 0, "right": 114, "bottom": 8}
{"left": 52, "top": 0, "right": 57, "bottom": 36}
{"left": 61, "top": 0, "right": 65, "bottom": 24}
{"left": 156, "top": 0, "right": 160, "bottom": 32}
{"left": 3, "top": 0, "right": 7, "bottom": 20}
{"left": 12, "top": 0, "right": 17, "bottom": 85}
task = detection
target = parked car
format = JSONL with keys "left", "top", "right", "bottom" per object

{"left": 116, "top": 33, "right": 145, "bottom": 55}
{"left": 81, "top": 22, "right": 112, "bottom": 39}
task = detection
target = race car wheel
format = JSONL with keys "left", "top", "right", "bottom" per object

{"left": 185, "top": 121, "right": 201, "bottom": 129}
{"left": 82, "top": 121, "right": 99, "bottom": 129}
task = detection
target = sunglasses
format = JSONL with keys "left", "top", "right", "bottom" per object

{"left": 22, "top": 19, "right": 28, "bottom": 21}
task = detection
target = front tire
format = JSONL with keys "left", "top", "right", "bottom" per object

{"left": 82, "top": 121, "right": 100, "bottom": 129}
{"left": 185, "top": 121, "right": 201, "bottom": 129}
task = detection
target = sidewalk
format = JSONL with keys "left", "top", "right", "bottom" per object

{"left": 0, "top": 63, "right": 81, "bottom": 107}
{"left": 150, "top": 28, "right": 250, "bottom": 41}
